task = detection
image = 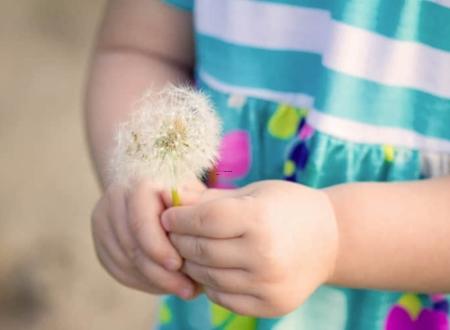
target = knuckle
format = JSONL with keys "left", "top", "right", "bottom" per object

{"left": 126, "top": 245, "right": 141, "bottom": 263}
{"left": 197, "top": 207, "right": 210, "bottom": 229}
{"left": 193, "top": 239, "right": 207, "bottom": 259}
{"left": 127, "top": 206, "right": 144, "bottom": 234}
{"left": 203, "top": 268, "right": 220, "bottom": 288}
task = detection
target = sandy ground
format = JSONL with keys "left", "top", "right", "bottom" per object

{"left": 0, "top": 1, "right": 156, "bottom": 329}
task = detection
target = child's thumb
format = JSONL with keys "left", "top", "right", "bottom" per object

{"left": 161, "top": 185, "right": 234, "bottom": 207}
{"left": 159, "top": 179, "right": 202, "bottom": 207}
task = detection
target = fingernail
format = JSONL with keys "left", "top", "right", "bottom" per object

{"left": 161, "top": 214, "right": 170, "bottom": 231}
{"left": 178, "top": 286, "right": 193, "bottom": 300}
{"left": 164, "top": 258, "right": 179, "bottom": 271}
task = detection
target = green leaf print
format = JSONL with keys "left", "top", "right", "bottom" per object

{"left": 268, "top": 104, "right": 307, "bottom": 139}
{"left": 211, "top": 303, "right": 256, "bottom": 330}
{"left": 159, "top": 301, "right": 172, "bottom": 325}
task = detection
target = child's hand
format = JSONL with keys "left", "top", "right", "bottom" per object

{"left": 91, "top": 179, "right": 205, "bottom": 299}
{"left": 161, "top": 180, "right": 339, "bottom": 317}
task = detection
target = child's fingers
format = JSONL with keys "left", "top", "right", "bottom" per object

{"left": 160, "top": 179, "right": 208, "bottom": 207}
{"left": 92, "top": 194, "right": 194, "bottom": 297}
{"left": 131, "top": 249, "right": 196, "bottom": 299}
{"left": 182, "top": 261, "right": 255, "bottom": 295}
{"left": 169, "top": 234, "right": 247, "bottom": 269}
{"left": 126, "top": 180, "right": 183, "bottom": 271}
{"left": 161, "top": 197, "right": 248, "bottom": 238}
{"left": 106, "top": 185, "right": 140, "bottom": 261}
{"left": 92, "top": 193, "right": 160, "bottom": 292}
{"left": 203, "top": 287, "right": 264, "bottom": 317}
{"left": 93, "top": 231, "right": 161, "bottom": 294}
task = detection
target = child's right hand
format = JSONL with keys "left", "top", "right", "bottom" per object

{"left": 91, "top": 179, "right": 201, "bottom": 299}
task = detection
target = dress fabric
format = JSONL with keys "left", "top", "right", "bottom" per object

{"left": 155, "top": 0, "right": 450, "bottom": 329}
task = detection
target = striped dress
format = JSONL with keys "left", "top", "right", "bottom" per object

{"left": 156, "top": 0, "right": 450, "bottom": 329}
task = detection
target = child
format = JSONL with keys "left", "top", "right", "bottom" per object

{"left": 85, "top": 0, "right": 450, "bottom": 329}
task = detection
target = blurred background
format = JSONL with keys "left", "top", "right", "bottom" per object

{"left": 0, "top": 0, "right": 156, "bottom": 329}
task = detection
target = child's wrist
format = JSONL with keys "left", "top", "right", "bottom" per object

{"left": 321, "top": 185, "right": 344, "bottom": 286}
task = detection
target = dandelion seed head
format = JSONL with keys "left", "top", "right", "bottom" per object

{"left": 110, "top": 85, "right": 221, "bottom": 188}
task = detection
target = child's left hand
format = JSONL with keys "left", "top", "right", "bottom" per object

{"left": 161, "top": 180, "right": 339, "bottom": 317}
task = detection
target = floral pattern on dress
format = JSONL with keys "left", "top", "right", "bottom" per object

{"left": 385, "top": 293, "right": 449, "bottom": 330}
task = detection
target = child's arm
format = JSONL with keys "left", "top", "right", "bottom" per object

{"left": 160, "top": 176, "right": 450, "bottom": 316}
{"left": 85, "top": 0, "right": 194, "bottom": 186}
{"left": 326, "top": 175, "right": 450, "bottom": 293}
{"left": 86, "top": 0, "right": 198, "bottom": 298}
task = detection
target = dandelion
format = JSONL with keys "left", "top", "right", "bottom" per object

{"left": 110, "top": 85, "right": 221, "bottom": 206}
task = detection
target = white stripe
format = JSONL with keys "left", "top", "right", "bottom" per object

{"left": 199, "top": 72, "right": 450, "bottom": 152}
{"left": 421, "top": 151, "right": 450, "bottom": 177}
{"left": 196, "top": 0, "right": 330, "bottom": 53}
{"left": 307, "top": 110, "right": 450, "bottom": 153}
{"left": 196, "top": 0, "right": 450, "bottom": 99}
{"left": 323, "top": 23, "right": 450, "bottom": 99}
{"left": 199, "top": 71, "right": 314, "bottom": 108}
{"left": 427, "top": 0, "right": 450, "bottom": 9}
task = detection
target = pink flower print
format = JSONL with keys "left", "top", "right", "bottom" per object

{"left": 385, "top": 294, "right": 449, "bottom": 330}
{"left": 208, "top": 130, "right": 251, "bottom": 188}
{"left": 298, "top": 122, "right": 314, "bottom": 140}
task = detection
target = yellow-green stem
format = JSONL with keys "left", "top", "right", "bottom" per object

{"left": 171, "top": 188, "right": 181, "bottom": 207}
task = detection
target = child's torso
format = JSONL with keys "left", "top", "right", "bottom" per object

{"left": 157, "top": 1, "right": 450, "bottom": 329}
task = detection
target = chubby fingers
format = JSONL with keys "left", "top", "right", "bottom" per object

{"left": 182, "top": 261, "right": 270, "bottom": 316}
{"left": 97, "top": 182, "right": 196, "bottom": 298}
{"left": 169, "top": 234, "right": 247, "bottom": 269}
{"left": 126, "top": 180, "right": 183, "bottom": 271}
{"left": 92, "top": 195, "right": 156, "bottom": 293}
{"left": 183, "top": 261, "right": 256, "bottom": 295}
{"left": 161, "top": 197, "right": 248, "bottom": 238}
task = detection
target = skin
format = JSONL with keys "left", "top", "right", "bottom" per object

{"left": 86, "top": 0, "right": 450, "bottom": 318}
{"left": 162, "top": 181, "right": 338, "bottom": 317}
{"left": 162, "top": 177, "right": 450, "bottom": 316}
{"left": 86, "top": 0, "right": 199, "bottom": 299}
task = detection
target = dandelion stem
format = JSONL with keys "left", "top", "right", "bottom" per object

{"left": 171, "top": 188, "right": 181, "bottom": 207}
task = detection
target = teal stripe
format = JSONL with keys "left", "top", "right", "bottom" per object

{"left": 198, "top": 33, "right": 450, "bottom": 140}
{"left": 331, "top": 0, "right": 450, "bottom": 52}
{"left": 259, "top": 0, "right": 329, "bottom": 10}
{"left": 196, "top": 33, "right": 321, "bottom": 95}
{"left": 164, "top": 0, "right": 329, "bottom": 11}
{"left": 314, "top": 68, "right": 450, "bottom": 141}
{"left": 162, "top": 0, "right": 193, "bottom": 11}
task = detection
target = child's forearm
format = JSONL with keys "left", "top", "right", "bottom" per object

{"left": 85, "top": 51, "right": 190, "bottom": 186}
{"left": 84, "top": 1, "right": 194, "bottom": 187}
{"left": 324, "top": 176, "right": 450, "bottom": 292}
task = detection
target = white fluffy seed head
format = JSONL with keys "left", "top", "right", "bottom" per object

{"left": 109, "top": 85, "right": 221, "bottom": 188}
